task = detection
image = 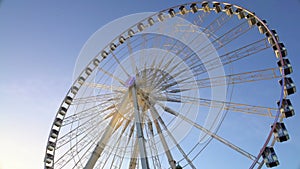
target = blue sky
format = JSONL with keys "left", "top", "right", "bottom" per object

{"left": 0, "top": 0, "right": 300, "bottom": 169}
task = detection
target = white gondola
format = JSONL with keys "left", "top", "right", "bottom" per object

{"left": 71, "top": 86, "right": 79, "bottom": 95}
{"left": 277, "top": 99, "right": 295, "bottom": 118}
{"left": 246, "top": 14, "right": 257, "bottom": 26}
{"left": 179, "top": 6, "right": 188, "bottom": 15}
{"left": 224, "top": 4, "right": 233, "bottom": 16}
{"left": 58, "top": 107, "right": 67, "bottom": 116}
{"left": 272, "top": 122, "right": 289, "bottom": 142}
{"left": 137, "top": 23, "right": 145, "bottom": 31}
{"left": 85, "top": 67, "right": 92, "bottom": 75}
{"left": 202, "top": 1, "right": 210, "bottom": 12}
{"left": 262, "top": 147, "right": 279, "bottom": 168}
{"left": 257, "top": 20, "right": 267, "bottom": 34}
{"left": 110, "top": 43, "right": 116, "bottom": 51}
{"left": 101, "top": 50, "right": 108, "bottom": 58}
{"left": 212, "top": 2, "right": 222, "bottom": 13}
{"left": 168, "top": 8, "right": 176, "bottom": 17}
{"left": 273, "top": 43, "right": 287, "bottom": 58}
{"left": 93, "top": 58, "right": 100, "bottom": 66}
{"left": 50, "top": 129, "right": 59, "bottom": 139}
{"left": 119, "top": 36, "right": 126, "bottom": 44}
{"left": 45, "top": 153, "right": 54, "bottom": 164}
{"left": 54, "top": 117, "right": 63, "bottom": 127}
{"left": 266, "top": 30, "right": 279, "bottom": 46}
{"left": 128, "top": 29, "right": 135, "bottom": 37}
{"left": 190, "top": 3, "right": 198, "bottom": 13}
{"left": 279, "top": 77, "right": 296, "bottom": 96}
{"left": 47, "top": 141, "right": 56, "bottom": 152}
{"left": 158, "top": 13, "right": 164, "bottom": 22}
{"left": 78, "top": 76, "right": 85, "bottom": 85}
{"left": 236, "top": 8, "right": 245, "bottom": 19}
{"left": 277, "top": 58, "right": 292, "bottom": 75}
{"left": 45, "top": 158, "right": 52, "bottom": 164}
{"left": 65, "top": 96, "right": 73, "bottom": 105}
{"left": 148, "top": 17, "right": 155, "bottom": 26}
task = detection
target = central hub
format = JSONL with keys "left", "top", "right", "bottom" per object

{"left": 126, "top": 76, "right": 136, "bottom": 87}
{"left": 127, "top": 80, "right": 151, "bottom": 112}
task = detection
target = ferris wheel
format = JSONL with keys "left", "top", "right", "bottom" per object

{"left": 44, "top": 1, "right": 296, "bottom": 169}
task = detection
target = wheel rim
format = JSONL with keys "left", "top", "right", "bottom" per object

{"left": 44, "top": 2, "right": 295, "bottom": 169}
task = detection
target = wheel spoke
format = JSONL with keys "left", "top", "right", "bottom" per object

{"left": 83, "top": 82, "right": 126, "bottom": 92}
{"left": 157, "top": 103, "right": 260, "bottom": 164}
{"left": 172, "top": 12, "right": 230, "bottom": 63}
{"left": 99, "top": 117, "right": 129, "bottom": 169}
{"left": 126, "top": 38, "right": 139, "bottom": 76}
{"left": 129, "top": 138, "right": 139, "bottom": 169}
{"left": 145, "top": 121, "right": 162, "bottom": 169}
{"left": 149, "top": 105, "right": 196, "bottom": 169}
{"left": 185, "top": 20, "right": 253, "bottom": 65}
{"left": 178, "top": 67, "right": 280, "bottom": 89}
{"left": 152, "top": 118, "right": 176, "bottom": 169}
{"left": 191, "top": 38, "right": 271, "bottom": 77}
{"left": 155, "top": 94, "right": 276, "bottom": 117}
{"left": 57, "top": 110, "right": 113, "bottom": 149}
{"left": 63, "top": 103, "right": 115, "bottom": 126}
{"left": 111, "top": 50, "right": 131, "bottom": 78}
{"left": 202, "top": 13, "right": 232, "bottom": 38}
{"left": 98, "top": 67, "right": 126, "bottom": 86}
{"left": 55, "top": 123, "right": 105, "bottom": 169}
{"left": 137, "top": 90, "right": 196, "bottom": 168}
{"left": 84, "top": 91, "right": 130, "bottom": 169}
{"left": 192, "top": 10, "right": 209, "bottom": 27}
{"left": 71, "top": 93, "right": 121, "bottom": 105}
{"left": 160, "top": 38, "right": 272, "bottom": 91}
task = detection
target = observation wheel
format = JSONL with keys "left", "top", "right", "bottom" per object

{"left": 44, "top": 1, "right": 296, "bottom": 169}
